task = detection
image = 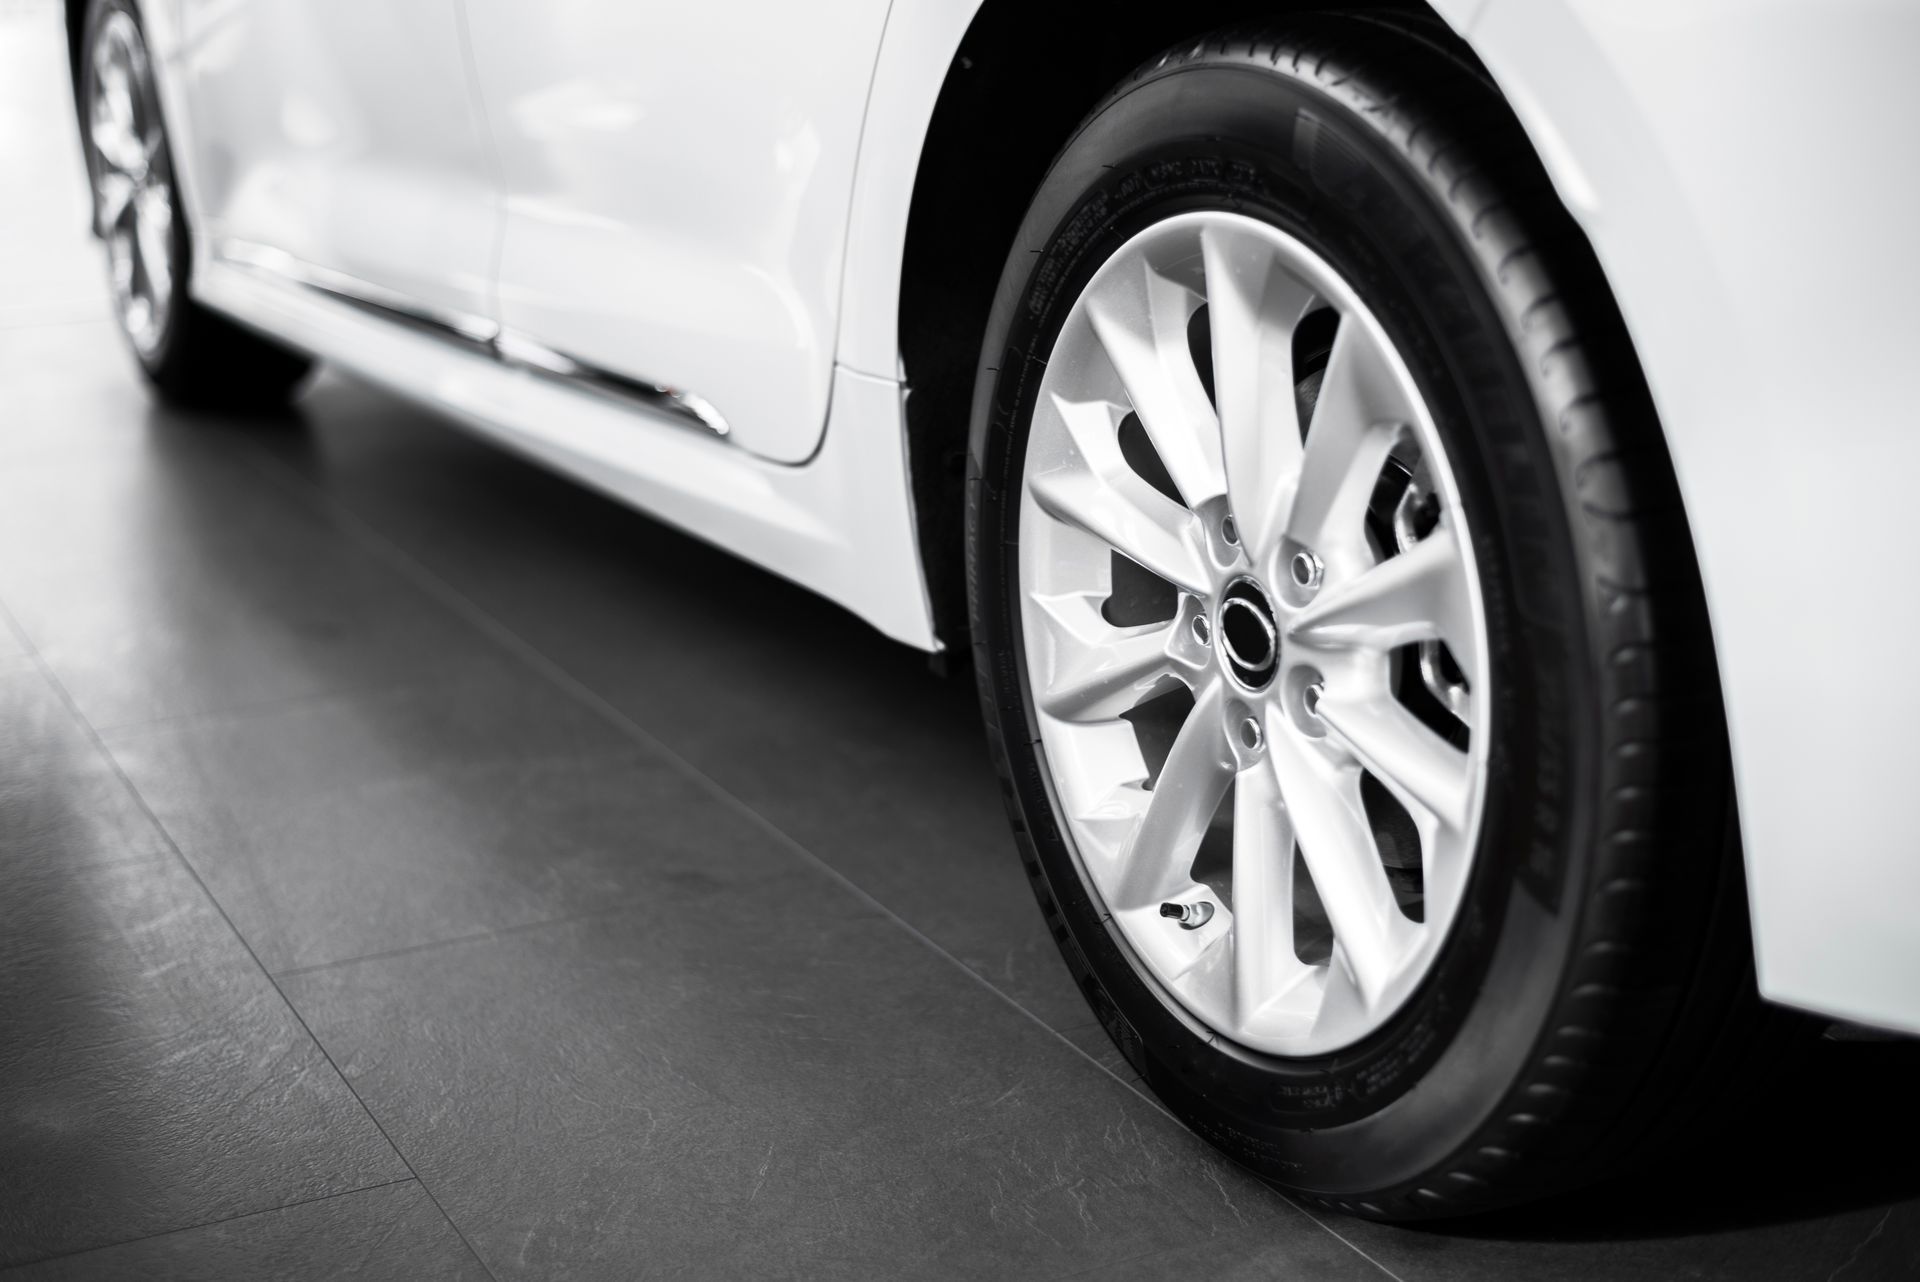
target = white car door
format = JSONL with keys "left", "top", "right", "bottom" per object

{"left": 171, "top": 0, "right": 497, "bottom": 325}
{"left": 456, "top": 0, "right": 893, "bottom": 462}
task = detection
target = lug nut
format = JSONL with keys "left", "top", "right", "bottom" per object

{"left": 1239, "top": 716, "right": 1262, "bottom": 751}
{"left": 1159, "top": 900, "right": 1215, "bottom": 930}
{"left": 1191, "top": 614, "right": 1211, "bottom": 647}
{"left": 1221, "top": 515, "right": 1240, "bottom": 546}
{"left": 1290, "top": 550, "right": 1323, "bottom": 593}
{"left": 1302, "top": 681, "right": 1325, "bottom": 719}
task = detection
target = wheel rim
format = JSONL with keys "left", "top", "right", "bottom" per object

{"left": 89, "top": 10, "right": 173, "bottom": 358}
{"left": 1017, "top": 211, "right": 1491, "bottom": 1056}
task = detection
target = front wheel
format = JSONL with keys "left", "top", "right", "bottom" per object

{"left": 966, "top": 21, "right": 1777, "bottom": 1219}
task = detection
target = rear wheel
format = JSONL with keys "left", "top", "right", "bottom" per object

{"left": 82, "top": 0, "right": 310, "bottom": 409}
{"left": 966, "top": 21, "right": 1783, "bottom": 1219}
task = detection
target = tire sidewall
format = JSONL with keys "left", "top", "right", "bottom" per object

{"left": 967, "top": 59, "right": 1601, "bottom": 1198}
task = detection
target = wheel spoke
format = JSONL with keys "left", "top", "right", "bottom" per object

{"left": 1283, "top": 318, "right": 1411, "bottom": 569}
{"left": 1268, "top": 711, "right": 1412, "bottom": 1008}
{"left": 96, "top": 171, "right": 135, "bottom": 235}
{"left": 1029, "top": 395, "right": 1211, "bottom": 595}
{"left": 1084, "top": 257, "right": 1226, "bottom": 509}
{"left": 90, "top": 61, "right": 144, "bottom": 176}
{"left": 1230, "top": 756, "right": 1306, "bottom": 1022}
{"left": 1029, "top": 591, "right": 1188, "bottom": 723}
{"left": 1286, "top": 524, "right": 1479, "bottom": 686}
{"left": 107, "top": 229, "right": 135, "bottom": 295}
{"left": 1200, "top": 224, "right": 1316, "bottom": 561}
{"left": 1314, "top": 690, "right": 1472, "bottom": 833}
{"left": 1111, "top": 680, "right": 1234, "bottom": 911}
{"left": 142, "top": 128, "right": 167, "bottom": 183}
{"left": 133, "top": 184, "right": 172, "bottom": 302}
{"left": 91, "top": 100, "right": 144, "bottom": 177}
{"left": 1313, "top": 943, "right": 1374, "bottom": 1037}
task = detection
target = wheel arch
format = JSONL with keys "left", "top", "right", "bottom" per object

{"left": 856, "top": 0, "right": 1498, "bottom": 644}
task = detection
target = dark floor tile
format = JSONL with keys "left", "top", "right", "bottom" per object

{"left": 0, "top": 436, "right": 291, "bottom": 586}
{"left": 99, "top": 658, "right": 626, "bottom": 799}
{"left": 0, "top": 1181, "right": 488, "bottom": 1282}
{"left": 0, "top": 455, "right": 503, "bottom": 730}
{"left": 282, "top": 882, "right": 1366, "bottom": 1282}
{"left": 1058, "top": 1022, "right": 1140, "bottom": 1085}
{"left": 250, "top": 382, "right": 1092, "bottom": 1032}
{"left": 1073, "top": 1218, "right": 1383, "bottom": 1281}
{"left": 0, "top": 855, "right": 407, "bottom": 1266}
{"left": 0, "top": 466, "right": 428, "bottom": 651}
{"left": 1, "top": 750, "right": 169, "bottom": 867}
{"left": 0, "top": 659, "right": 162, "bottom": 866}
{"left": 99, "top": 665, "right": 660, "bottom": 972}
{"left": 0, "top": 665, "right": 94, "bottom": 767}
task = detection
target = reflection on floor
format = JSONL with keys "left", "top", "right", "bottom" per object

{"left": 2, "top": 2, "right": 1917, "bottom": 1278}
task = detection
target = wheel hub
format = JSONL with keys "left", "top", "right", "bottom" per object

{"left": 1217, "top": 579, "right": 1279, "bottom": 689}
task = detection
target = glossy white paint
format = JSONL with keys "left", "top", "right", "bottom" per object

{"left": 457, "top": 0, "right": 893, "bottom": 463}
{"left": 140, "top": 0, "right": 1917, "bottom": 1030}
{"left": 194, "top": 254, "right": 937, "bottom": 651}
{"left": 1456, "top": 0, "right": 1920, "bottom": 1031}
{"left": 169, "top": 0, "right": 497, "bottom": 322}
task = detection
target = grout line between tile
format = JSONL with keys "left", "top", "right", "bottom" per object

{"left": 0, "top": 600, "right": 504, "bottom": 1282}
{"left": 1277, "top": 1199, "right": 1410, "bottom": 1282}
{"left": 0, "top": 1178, "right": 420, "bottom": 1275}
{"left": 273, "top": 898, "right": 676, "bottom": 981}
{"left": 87, "top": 670, "right": 468, "bottom": 743}
{"left": 1046, "top": 1205, "right": 1405, "bottom": 1282}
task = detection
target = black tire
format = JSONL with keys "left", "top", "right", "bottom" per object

{"left": 965, "top": 20, "right": 1796, "bottom": 1219}
{"left": 80, "top": 0, "right": 311, "bottom": 411}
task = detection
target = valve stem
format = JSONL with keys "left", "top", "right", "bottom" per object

{"left": 1159, "top": 901, "right": 1215, "bottom": 930}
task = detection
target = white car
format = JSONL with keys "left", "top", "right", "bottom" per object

{"left": 66, "top": 0, "right": 1919, "bottom": 1218}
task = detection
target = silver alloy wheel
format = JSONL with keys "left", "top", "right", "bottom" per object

{"left": 89, "top": 10, "right": 173, "bottom": 358}
{"left": 1017, "top": 211, "right": 1491, "bottom": 1056}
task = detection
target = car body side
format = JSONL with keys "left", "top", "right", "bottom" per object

{"left": 70, "top": 0, "right": 1920, "bottom": 1032}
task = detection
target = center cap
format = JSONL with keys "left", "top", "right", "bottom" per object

{"left": 1218, "top": 579, "right": 1279, "bottom": 688}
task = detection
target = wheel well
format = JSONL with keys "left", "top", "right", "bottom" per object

{"left": 897, "top": 0, "right": 1459, "bottom": 649}
{"left": 63, "top": 0, "right": 88, "bottom": 107}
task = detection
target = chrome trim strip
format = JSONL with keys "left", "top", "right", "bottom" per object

{"left": 213, "top": 239, "right": 732, "bottom": 438}
{"left": 214, "top": 239, "right": 499, "bottom": 353}
{"left": 316, "top": 285, "right": 499, "bottom": 357}
{"left": 492, "top": 329, "right": 730, "bottom": 437}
